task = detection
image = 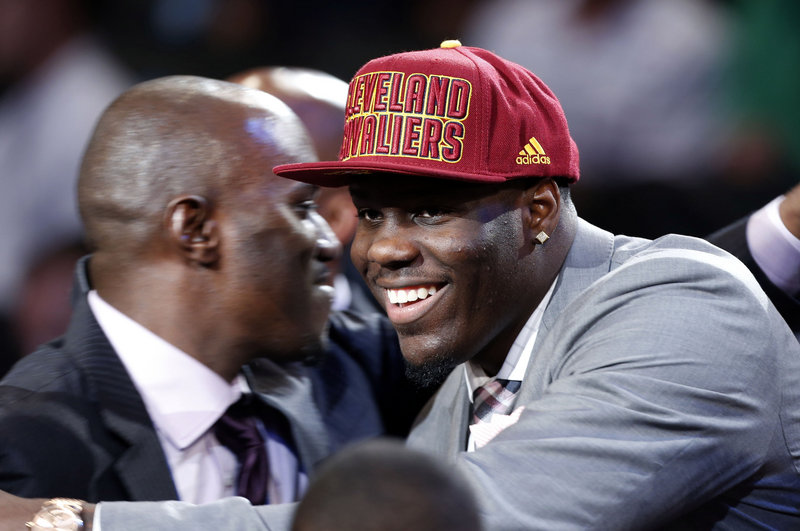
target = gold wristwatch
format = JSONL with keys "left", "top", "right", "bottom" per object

{"left": 26, "top": 498, "right": 85, "bottom": 530}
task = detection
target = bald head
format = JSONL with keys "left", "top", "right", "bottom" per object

{"left": 78, "top": 75, "right": 315, "bottom": 258}
{"left": 73, "top": 75, "right": 338, "bottom": 377}
{"left": 292, "top": 438, "right": 483, "bottom": 531}
{"left": 227, "top": 68, "right": 357, "bottom": 251}
{"left": 227, "top": 67, "right": 347, "bottom": 162}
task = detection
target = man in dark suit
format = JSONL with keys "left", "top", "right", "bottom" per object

{"left": 708, "top": 182, "right": 800, "bottom": 333}
{"left": 0, "top": 75, "right": 419, "bottom": 517}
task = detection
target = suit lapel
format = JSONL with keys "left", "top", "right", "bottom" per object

{"left": 243, "top": 360, "right": 330, "bottom": 473}
{"left": 408, "top": 369, "right": 470, "bottom": 458}
{"left": 65, "top": 296, "right": 179, "bottom": 501}
{"left": 518, "top": 219, "right": 616, "bottom": 403}
{"left": 539, "top": 219, "right": 616, "bottom": 336}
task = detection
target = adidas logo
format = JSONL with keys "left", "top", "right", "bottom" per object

{"left": 516, "top": 137, "right": 551, "bottom": 165}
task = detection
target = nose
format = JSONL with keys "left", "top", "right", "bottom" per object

{"left": 364, "top": 223, "right": 419, "bottom": 270}
{"left": 310, "top": 209, "right": 341, "bottom": 263}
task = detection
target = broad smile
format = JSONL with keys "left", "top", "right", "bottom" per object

{"left": 382, "top": 283, "right": 446, "bottom": 325}
{"left": 386, "top": 285, "right": 438, "bottom": 304}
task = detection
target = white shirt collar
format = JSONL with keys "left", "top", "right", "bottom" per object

{"left": 87, "top": 290, "right": 244, "bottom": 450}
{"left": 465, "top": 278, "right": 558, "bottom": 402}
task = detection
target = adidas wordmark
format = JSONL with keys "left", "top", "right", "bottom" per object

{"left": 516, "top": 137, "right": 551, "bottom": 165}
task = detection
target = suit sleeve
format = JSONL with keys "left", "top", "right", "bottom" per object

{"left": 97, "top": 498, "right": 295, "bottom": 531}
{"left": 456, "top": 248, "right": 800, "bottom": 529}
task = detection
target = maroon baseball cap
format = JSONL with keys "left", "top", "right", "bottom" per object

{"left": 273, "top": 40, "right": 579, "bottom": 185}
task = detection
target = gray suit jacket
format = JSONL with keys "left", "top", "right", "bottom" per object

{"left": 407, "top": 219, "right": 800, "bottom": 529}
{"left": 99, "top": 219, "right": 800, "bottom": 529}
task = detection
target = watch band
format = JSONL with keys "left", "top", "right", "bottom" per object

{"left": 26, "top": 498, "right": 85, "bottom": 531}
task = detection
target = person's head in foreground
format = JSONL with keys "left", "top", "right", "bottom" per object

{"left": 291, "top": 438, "right": 482, "bottom": 531}
{"left": 275, "top": 40, "right": 579, "bottom": 385}
{"left": 81, "top": 75, "right": 339, "bottom": 381}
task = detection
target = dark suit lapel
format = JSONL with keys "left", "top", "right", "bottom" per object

{"left": 243, "top": 360, "right": 330, "bottom": 473}
{"left": 65, "top": 297, "right": 179, "bottom": 501}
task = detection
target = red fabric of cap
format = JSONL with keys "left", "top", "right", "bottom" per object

{"left": 274, "top": 43, "right": 579, "bottom": 185}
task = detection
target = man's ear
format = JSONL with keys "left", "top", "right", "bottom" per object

{"left": 165, "top": 195, "right": 220, "bottom": 265}
{"left": 522, "top": 178, "right": 561, "bottom": 244}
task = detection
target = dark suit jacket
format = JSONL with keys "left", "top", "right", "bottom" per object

{"left": 707, "top": 216, "right": 800, "bottom": 332}
{"left": 0, "top": 260, "right": 424, "bottom": 502}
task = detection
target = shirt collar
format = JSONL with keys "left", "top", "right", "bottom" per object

{"left": 465, "top": 278, "right": 558, "bottom": 402}
{"left": 87, "top": 290, "right": 245, "bottom": 449}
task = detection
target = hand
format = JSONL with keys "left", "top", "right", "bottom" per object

{"left": 0, "top": 490, "right": 43, "bottom": 530}
{"left": 779, "top": 183, "right": 800, "bottom": 239}
{"left": 0, "top": 491, "right": 95, "bottom": 531}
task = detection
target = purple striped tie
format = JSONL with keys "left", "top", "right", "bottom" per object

{"left": 214, "top": 395, "right": 269, "bottom": 505}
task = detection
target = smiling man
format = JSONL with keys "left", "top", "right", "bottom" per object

{"left": 273, "top": 42, "right": 800, "bottom": 529}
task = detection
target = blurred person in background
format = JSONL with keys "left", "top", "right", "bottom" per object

{"left": 703, "top": 0, "right": 800, "bottom": 334}
{"left": 11, "top": 240, "right": 88, "bottom": 359}
{"left": 722, "top": 0, "right": 800, "bottom": 196}
{"left": 0, "top": 0, "right": 132, "bottom": 374}
{"left": 461, "top": 0, "right": 774, "bottom": 239}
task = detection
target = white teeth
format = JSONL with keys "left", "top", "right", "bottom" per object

{"left": 386, "top": 286, "right": 439, "bottom": 305}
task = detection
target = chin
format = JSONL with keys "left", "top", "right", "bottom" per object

{"left": 403, "top": 350, "right": 460, "bottom": 388}
{"left": 404, "top": 358, "right": 458, "bottom": 388}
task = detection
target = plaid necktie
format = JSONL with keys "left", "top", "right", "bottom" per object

{"left": 471, "top": 378, "right": 522, "bottom": 424}
{"left": 214, "top": 395, "right": 269, "bottom": 505}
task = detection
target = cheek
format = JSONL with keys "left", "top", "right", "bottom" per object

{"left": 350, "top": 231, "right": 370, "bottom": 275}
{"left": 237, "top": 229, "right": 314, "bottom": 295}
{"left": 479, "top": 210, "right": 527, "bottom": 268}
{"left": 453, "top": 216, "right": 527, "bottom": 318}
{"left": 461, "top": 213, "right": 524, "bottom": 277}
